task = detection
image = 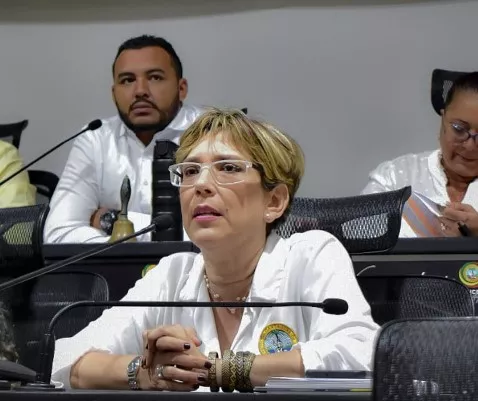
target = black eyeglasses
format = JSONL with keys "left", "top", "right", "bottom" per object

{"left": 444, "top": 119, "right": 478, "bottom": 144}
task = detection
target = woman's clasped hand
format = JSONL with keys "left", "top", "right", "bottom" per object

{"left": 137, "top": 325, "right": 209, "bottom": 391}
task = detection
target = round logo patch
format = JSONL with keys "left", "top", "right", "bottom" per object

{"left": 259, "top": 323, "right": 298, "bottom": 355}
{"left": 459, "top": 262, "right": 478, "bottom": 288}
{"left": 142, "top": 264, "right": 157, "bottom": 277}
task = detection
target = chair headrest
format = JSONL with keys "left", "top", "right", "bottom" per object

{"left": 431, "top": 69, "right": 469, "bottom": 115}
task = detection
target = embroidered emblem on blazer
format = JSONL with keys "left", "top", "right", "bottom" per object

{"left": 259, "top": 323, "right": 298, "bottom": 355}
{"left": 142, "top": 264, "right": 157, "bottom": 277}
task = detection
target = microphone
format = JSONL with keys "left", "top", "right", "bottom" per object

{"left": 0, "top": 119, "right": 102, "bottom": 186}
{"left": 0, "top": 215, "right": 174, "bottom": 390}
{"left": 32, "top": 297, "right": 348, "bottom": 388}
{"left": 0, "top": 214, "right": 173, "bottom": 292}
{"left": 321, "top": 298, "right": 348, "bottom": 315}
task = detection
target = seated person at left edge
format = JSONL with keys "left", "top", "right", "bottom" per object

{"left": 0, "top": 140, "right": 36, "bottom": 208}
{"left": 52, "top": 108, "right": 379, "bottom": 392}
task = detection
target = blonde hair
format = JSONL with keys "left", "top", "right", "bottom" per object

{"left": 176, "top": 108, "right": 305, "bottom": 227}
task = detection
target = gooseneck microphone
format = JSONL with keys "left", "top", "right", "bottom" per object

{"left": 0, "top": 119, "right": 102, "bottom": 187}
{"left": 0, "top": 214, "right": 173, "bottom": 293}
{"left": 0, "top": 215, "right": 174, "bottom": 390}
{"left": 34, "top": 298, "right": 348, "bottom": 386}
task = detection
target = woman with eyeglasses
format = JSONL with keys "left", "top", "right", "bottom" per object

{"left": 52, "top": 109, "right": 378, "bottom": 392}
{"left": 362, "top": 72, "right": 478, "bottom": 237}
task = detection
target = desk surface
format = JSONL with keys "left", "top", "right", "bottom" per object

{"left": 390, "top": 237, "right": 478, "bottom": 254}
{"left": 43, "top": 238, "right": 478, "bottom": 258}
{"left": 2, "top": 389, "right": 370, "bottom": 401}
{"left": 43, "top": 242, "right": 198, "bottom": 260}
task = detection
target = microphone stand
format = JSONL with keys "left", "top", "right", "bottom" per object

{"left": 33, "top": 299, "right": 345, "bottom": 388}
{"left": 0, "top": 216, "right": 174, "bottom": 391}
{"left": 0, "top": 120, "right": 102, "bottom": 187}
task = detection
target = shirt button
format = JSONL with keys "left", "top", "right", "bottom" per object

{"left": 143, "top": 180, "right": 148, "bottom": 186}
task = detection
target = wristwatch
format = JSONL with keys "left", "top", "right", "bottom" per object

{"left": 99, "top": 209, "right": 119, "bottom": 235}
{"left": 127, "top": 355, "right": 142, "bottom": 390}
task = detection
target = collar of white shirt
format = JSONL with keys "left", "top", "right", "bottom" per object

{"left": 177, "top": 232, "right": 287, "bottom": 303}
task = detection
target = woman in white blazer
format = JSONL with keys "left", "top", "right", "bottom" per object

{"left": 53, "top": 109, "right": 378, "bottom": 392}
{"left": 363, "top": 72, "right": 478, "bottom": 237}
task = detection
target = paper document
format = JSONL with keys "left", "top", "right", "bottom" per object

{"left": 402, "top": 192, "right": 445, "bottom": 237}
{"left": 263, "top": 377, "right": 372, "bottom": 392}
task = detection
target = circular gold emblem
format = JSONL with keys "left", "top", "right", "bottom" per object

{"left": 142, "top": 264, "right": 157, "bottom": 277}
{"left": 259, "top": 323, "right": 298, "bottom": 355}
{"left": 459, "top": 262, "right": 478, "bottom": 288}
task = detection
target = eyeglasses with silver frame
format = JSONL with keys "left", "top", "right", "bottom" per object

{"left": 168, "top": 159, "right": 263, "bottom": 187}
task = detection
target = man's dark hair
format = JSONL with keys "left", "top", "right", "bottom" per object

{"left": 112, "top": 35, "right": 183, "bottom": 78}
{"left": 445, "top": 72, "right": 478, "bottom": 108}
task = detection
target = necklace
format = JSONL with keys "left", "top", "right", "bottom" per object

{"left": 204, "top": 273, "right": 248, "bottom": 314}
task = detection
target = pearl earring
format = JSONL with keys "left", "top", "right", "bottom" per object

{"left": 265, "top": 213, "right": 271, "bottom": 222}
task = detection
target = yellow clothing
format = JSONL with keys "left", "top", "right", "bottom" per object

{"left": 0, "top": 140, "right": 36, "bottom": 208}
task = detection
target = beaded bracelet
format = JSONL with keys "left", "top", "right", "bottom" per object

{"left": 207, "top": 351, "right": 219, "bottom": 392}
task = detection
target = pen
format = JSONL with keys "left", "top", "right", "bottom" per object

{"left": 458, "top": 222, "right": 472, "bottom": 237}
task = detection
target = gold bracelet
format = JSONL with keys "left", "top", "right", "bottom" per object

{"left": 242, "top": 351, "right": 256, "bottom": 392}
{"left": 229, "top": 354, "right": 237, "bottom": 392}
{"left": 207, "top": 351, "right": 219, "bottom": 392}
{"left": 234, "top": 351, "right": 246, "bottom": 392}
{"left": 221, "top": 350, "right": 235, "bottom": 392}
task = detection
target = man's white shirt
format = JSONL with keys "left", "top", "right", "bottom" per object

{"left": 52, "top": 230, "right": 379, "bottom": 390}
{"left": 44, "top": 104, "right": 204, "bottom": 243}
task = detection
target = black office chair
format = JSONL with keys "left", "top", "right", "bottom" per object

{"left": 431, "top": 69, "right": 468, "bottom": 115}
{"left": 0, "top": 120, "right": 28, "bottom": 149}
{"left": 0, "top": 204, "right": 48, "bottom": 368}
{"left": 0, "top": 204, "right": 49, "bottom": 272}
{"left": 373, "top": 318, "right": 478, "bottom": 401}
{"left": 152, "top": 141, "right": 182, "bottom": 241}
{"left": 28, "top": 170, "right": 59, "bottom": 203}
{"left": 358, "top": 275, "right": 474, "bottom": 325}
{"left": 276, "top": 186, "right": 411, "bottom": 254}
{"left": 5, "top": 271, "right": 110, "bottom": 372}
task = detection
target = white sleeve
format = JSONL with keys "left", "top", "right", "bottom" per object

{"left": 361, "top": 161, "right": 396, "bottom": 194}
{"left": 127, "top": 213, "right": 190, "bottom": 242}
{"left": 51, "top": 260, "right": 169, "bottom": 388}
{"left": 361, "top": 161, "right": 416, "bottom": 238}
{"left": 44, "top": 133, "right": 108, "bottom": 244}
{"left": 293, "top": 233, "right": 379, "bottom": 371}
{"left": 127, "top": 211, "right": 154, "bottom": 242}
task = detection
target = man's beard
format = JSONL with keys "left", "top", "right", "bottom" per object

{"left": 115, "top": 97, "right": 181, "bottom": 135}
